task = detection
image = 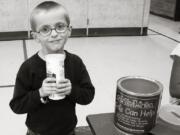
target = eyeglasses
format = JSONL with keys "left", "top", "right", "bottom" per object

{"left": 37, "top": 23, "right": 69, "bottom": 36}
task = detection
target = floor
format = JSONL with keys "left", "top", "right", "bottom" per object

{"left": 0, "top": 14, "right": 179, "bottom": 135}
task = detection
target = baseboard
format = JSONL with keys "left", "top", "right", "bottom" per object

{"left": 71, "top": 28, "right": 87, "bottom": 37}
{"left": 0, "top": 31, "right": 29, "bottom": 41}
{"left": 0, "top": 27, "right": 147, "bottom": 41}
{"left": 88, "top": 27, "right": 147, "bottom": 36}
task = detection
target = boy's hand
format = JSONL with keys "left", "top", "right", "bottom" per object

{"left": 39, "top": 77, "right": 57, "bottom": 98}
{"left": 56, "top": 79, "right": 72, "bottom": 96}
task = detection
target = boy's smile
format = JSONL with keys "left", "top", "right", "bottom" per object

{"left": 32, "top": 8, "right": 71, "bottom": 55}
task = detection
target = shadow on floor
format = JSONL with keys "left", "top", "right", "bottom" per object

{"left": 75, "top": 126, "right": 92, "bottom": 135}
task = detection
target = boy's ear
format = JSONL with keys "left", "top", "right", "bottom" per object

{"left": 67, "top": 26, "right": 72, "bottom": 37}
{"left": 31, "top": 31, "right": 40, "bottom": 43}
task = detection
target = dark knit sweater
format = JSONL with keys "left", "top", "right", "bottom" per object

{"left": 9, "top": 50, "right": 95, "bottom": 135}
{"left": 170, "top": 55, "right": 180, "bottom": 98}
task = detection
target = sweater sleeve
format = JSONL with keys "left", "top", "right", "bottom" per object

{"left": 67, "top": 58, "right": 95, "bottom": 105}
{"left": 170, "top": 55, "right": 180, "bottom": 98}
{"left": 9, "top": 63, "right": 42, "bottom": 114}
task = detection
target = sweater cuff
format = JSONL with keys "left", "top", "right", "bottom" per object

{"left": 67, "top": 84, "right": 95, "bottom": 105}
{"left": 67, "top": 85, "right": 79, "bottom": 102}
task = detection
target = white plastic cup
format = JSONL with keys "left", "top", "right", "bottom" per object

{"left": 45, "top": 54, "right": 65, "bottom": 100}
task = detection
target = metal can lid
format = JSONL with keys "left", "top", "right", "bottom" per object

{"left": 117, "top": 76, "right": 163, "bottom": 97}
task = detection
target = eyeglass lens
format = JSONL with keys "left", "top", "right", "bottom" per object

{"left": 39, "top": 23, "right": 68, "bottom": 36}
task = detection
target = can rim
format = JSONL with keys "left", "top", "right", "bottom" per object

{"left": 117, "top": 76, "right": 163, "bottom": 97}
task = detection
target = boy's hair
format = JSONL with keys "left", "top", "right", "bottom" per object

{"left": 30, "top": 1, "right": 70, "bottom": 32}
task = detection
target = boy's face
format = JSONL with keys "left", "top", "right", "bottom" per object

{"left": 32, "top": 8, "right": 71, "bottom": 54}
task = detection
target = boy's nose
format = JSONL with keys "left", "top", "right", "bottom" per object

{"left": 51, "top": 29, "right": 58, "bottom": 37}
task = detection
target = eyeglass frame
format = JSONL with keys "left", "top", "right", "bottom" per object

{"left": 35, "top": 22, "right": 71, "bottom": 37}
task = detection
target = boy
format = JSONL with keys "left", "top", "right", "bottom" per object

{"left": 9, "top": 1, "right": 95, "bottom": 135}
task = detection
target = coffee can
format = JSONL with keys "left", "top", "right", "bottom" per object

{"left": 114, "top": 76, "right": 163, "bottom": 134}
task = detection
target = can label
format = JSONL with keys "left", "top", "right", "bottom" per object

{"left": 114, "top": 77, "right": 162, "bottom": 134}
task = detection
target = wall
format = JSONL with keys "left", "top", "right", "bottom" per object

{"left": 0, "top": 0, "right": 151, "bottom": 39}
{"left": 150, "top": 0, "right": 180, "bottom": 21}
{"left": 29, "top": 0, "right": 87, "bottom": 29}
{"left": 151, "top": 0, "right": 176, "bottom": 18}
{"left": 0, "top": 0, "right": 28, "bottom": 31}
{"left": 89, "top": 0, "right": 150, "bottom": 28}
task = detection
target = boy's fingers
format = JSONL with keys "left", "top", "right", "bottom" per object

{"left": 48, "top": 83, "right": 57, "bottom": 87}
{"left": 56, "top": 83, "right": 66, "bottom": 89}
{"left": 43, "top": 82, "right": 56, "bottom": 88}
{"left": 45, "top": 88, "right": 57, "bottom": 94}
{"left": 57, "top": 79, "right": 69, "bottom": 83}
{"left": 56, "top": 88, "right": 71, "bottom": 96}
{"left": 56, "top": 85, "right": 71, "bottom": 93}
{"left": 56, "top": 81, "right": 71, "bottom": 89}
{"left": 44, "top": 77, "right": 56, "bottom": 83}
